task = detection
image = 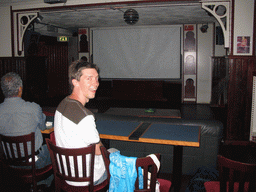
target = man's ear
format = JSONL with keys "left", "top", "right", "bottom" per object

{"left": 18, "top": 86, "right": 23, "bottom": 97}
{"left": 72, "top": 79, "right": 79, "bottom": 87}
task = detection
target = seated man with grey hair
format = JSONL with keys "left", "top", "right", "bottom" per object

{"left": 0, "top": 72, "right": 53, "bottom": 189}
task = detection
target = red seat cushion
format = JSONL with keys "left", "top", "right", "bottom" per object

{"left": 158, "top": 178, "right": 172, "bottom": 192}
{"left": 43, "top": 111, "right": 55, "bottom": 116}
{"left": 204, "top": 181, "right": 249, "bottom": 192}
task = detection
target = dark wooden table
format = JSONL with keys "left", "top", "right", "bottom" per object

{"left": 41, "top": 116, "right": 201, "bottom": 192}
{"left": 96, "top": 119, "right": 201, "bottom": 192}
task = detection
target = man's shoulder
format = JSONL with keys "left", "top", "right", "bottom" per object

{"left": 56, "top": 97, "right": 93, "bottom": 124}
{"left": 0, "top": 98, "right": 41, "bottom": 112}
{"left": 22, "top": 100, "right": 42, "bottom": 111}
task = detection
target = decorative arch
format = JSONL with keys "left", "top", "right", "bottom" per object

{"left": 185, "top": 78, "right": 196, "bottom": 98}
{"left": 17, "top": 12, "right": 38, "bottom": 55}
{"left": 202, "top": 2, "right": 230, "bottom": 48}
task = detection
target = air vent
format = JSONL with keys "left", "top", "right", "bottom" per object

{"left": 44, "top": 0, "right": 67, "bottom": 4}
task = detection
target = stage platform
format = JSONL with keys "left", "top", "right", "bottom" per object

{"left": 104, "top": 107, "right": 181, "bottom": 118}
{"left": 43, "top": 104, "right": 216, "bottom": 120}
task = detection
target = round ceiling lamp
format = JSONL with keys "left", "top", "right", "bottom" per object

{"left": 123, "top": 9, "right": 139, "bottom": 25}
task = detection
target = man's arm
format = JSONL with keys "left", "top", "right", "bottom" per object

{"left": 95, "top": 141, "right": 104, "bottom": 155}
{"left": 35, "top": 104, "right": 46, "bottom": 130}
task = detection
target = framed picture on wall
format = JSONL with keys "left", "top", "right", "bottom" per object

{"left": 236, "top": 36, "right": 250, "bottom": 54}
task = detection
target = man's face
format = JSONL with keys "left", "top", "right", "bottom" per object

{"left": 76, "top": 68, "right": 99, "bottom": 103}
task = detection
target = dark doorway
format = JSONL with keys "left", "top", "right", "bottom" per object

{"left": 23, "top": 56, "right": 48, "bottom": 105}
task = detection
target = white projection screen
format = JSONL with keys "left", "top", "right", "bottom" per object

{"left": 92, "top": 25, "right": 181, "bottom": 79}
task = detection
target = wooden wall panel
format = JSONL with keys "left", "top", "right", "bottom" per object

{"left": 0, "top": 41, "right": 69, "bottom": 106}
{"left": 112, "top": 80, "right": 166, "bottom": 101}
{"left": 38, "top": 43, "right": 69, "bottom": 98}
{"left": 226, "top": 56, "right": 256, "bottom": 141}
{"left": 0, "top": 57, "right": 26, "bottom": 102}
{"left": 211, "top": 56, "right": 228, "bottom": 106}
{"left": 0, "top": 57, "right": 26, "bottom": 80}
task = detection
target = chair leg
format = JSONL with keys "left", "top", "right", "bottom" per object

{"left": 55, "top": 183, "right": 61, "bottom": 192}
{"left": 29, "top": 184, "right": 37, "bottom": 192}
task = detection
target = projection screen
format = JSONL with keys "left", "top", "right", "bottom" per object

{"left": 92, "top": 25, "right": 181, "bottom": 79}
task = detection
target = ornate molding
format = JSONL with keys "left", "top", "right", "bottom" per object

{"left": 202, "top": 2, "right": 230, "bottom": 48}
{"left": 17, "top": 12, "right": 38, "bottom": 55}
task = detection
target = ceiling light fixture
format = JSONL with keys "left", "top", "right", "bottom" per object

{"left": 200, "top": 24, "right": 208, "bottom": 33}
{"left": 123, "top": 9, "right": 139, "bottom": 25}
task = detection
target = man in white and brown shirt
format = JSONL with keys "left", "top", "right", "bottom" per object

{"left": 54, "top": 60, "right": 107, "bottom": 186}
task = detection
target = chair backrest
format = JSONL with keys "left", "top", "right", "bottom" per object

{"left": 0, "top": 132, "right": 37, "bottom": 189}
{"left": 100, "top": 145, "right": 110, "bottom": 182}
{"left": 0, "top": 132, "right": 36, "bottom": 167}
{"left": 49, "top": 131, "right": 56, "bottom": 145}
{"left": 46, "top": 138, "right": 96, "bottom": 191}
{"left": 135, "top": 153, "right": 160, "bottom": 192}
{"left": 218, "top": 155, "right": 256, "bottom": 192}
{"left": 220, "top": 141, "right": 256, "bottom": 165}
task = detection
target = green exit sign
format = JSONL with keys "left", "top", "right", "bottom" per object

{"left": 57, "top": 36, "right": 69, "bottom": 42}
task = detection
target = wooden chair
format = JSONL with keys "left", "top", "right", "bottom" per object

{"left": 46, "top": 138, "right": 109, "bottom": 192}
{"left": 49, "top": 131, "right": 56, "bottom": 145}
{"left": 135, "top": 153, "right": 172, "bottom": 192}
{"left": 219, "top": 141, "right": 256, "bottom": 165}
{"left": 204, "top": 155, "right": 256, "bottom": 192}
{"left": 100, "top": 145, "right": 110, "bottom": 183}
{"left": 0, "top": 132, "right": 53, "bottom": 192}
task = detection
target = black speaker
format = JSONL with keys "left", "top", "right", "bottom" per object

{"left": 24, "top": 30, "right": 41, "bottom": 56}
{"left": 24, "top": 56, "right": 48, "bottom": 104}
{"left": 72, "top": 31, "right": 78, "bottom": 37}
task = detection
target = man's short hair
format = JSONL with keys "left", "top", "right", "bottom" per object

{"left": 1, "top": 72, "right": 23, "bottom": 98}
{"left": 69, "top": 60, "right": 99, "bottom": 91}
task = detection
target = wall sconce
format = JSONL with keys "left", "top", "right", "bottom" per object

{"left": 35, "top": 15, "right": 43, "bottom": 23}
{"left": 200, "top": 24, "right": 208, "bottom": 33}
{"left": 123, "top": 9, "right": 139, "bottom": 25}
